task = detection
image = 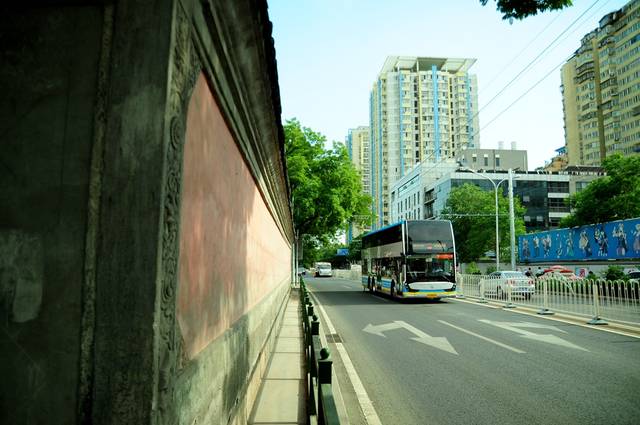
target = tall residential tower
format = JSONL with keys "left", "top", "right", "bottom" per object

{"left": 561, "top": 0, "right": 640, "bottom": 166}
{"left": 369, "top": 56, "right": 479, "bottom": 228}
{"left": 346, "top": 126, "right": 371, "bottom": 241}
{"left": 346, "top": 126, "right": 371, "bottom": 196}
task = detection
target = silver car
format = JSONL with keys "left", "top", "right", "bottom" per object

{"left": 479, "top": 271, "right": 535, "bottom": 299}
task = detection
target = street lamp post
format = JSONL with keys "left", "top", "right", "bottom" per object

{"left": 508, "top": 168, "right": 517, "bottom": 271}
{"left": 459, "top": 166, "right": 510, "bottom": 270}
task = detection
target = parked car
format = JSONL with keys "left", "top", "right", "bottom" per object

{"left": 297, "top": 267, "right": 307, "bottom": 276}
{"left": 479, "top": 271, "right": 535, "bottom": 299}
{"left": 627, "top": 271, "right": 640, "bottom": 284}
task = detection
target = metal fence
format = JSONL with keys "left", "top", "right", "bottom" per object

{"left": 456, "top": 274, "right": 640, "bottom": 326}
{"left": 300, "top": 278, "right": 340, "bottom": 425}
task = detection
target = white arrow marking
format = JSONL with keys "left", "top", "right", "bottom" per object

{"left": 438, "top": 320, "right": 525, "bottom": 354}
{"left": 363, "top": 321, "right": 458, "bottom": 355}
{"left": 495, "top": 322, "right": 567, "bottom": 333}
{"left": 363, "top": 322, "right": 405, "bottom": 337}
{"left": 479, "top": 320, "right": 589, "bottom": 352}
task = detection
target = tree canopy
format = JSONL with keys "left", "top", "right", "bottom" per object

{"left": 480, "top": 0, "right": 572, "bottom": 21}
{"left": 441, "top": 183, "right": 526, "bottom": 263}
{"left": 284, "top": 118, "right": 372, "bottom": 248}
{"left": 560, "top": 154, "right": 640, "bottom": 228}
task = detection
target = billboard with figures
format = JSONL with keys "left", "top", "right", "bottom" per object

{"left": 518, "top": 217, "right": 640, "bottom": 263}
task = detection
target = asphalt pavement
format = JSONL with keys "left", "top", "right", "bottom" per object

{"left": 306, "top": 275, "right": 640, "bottom": 425}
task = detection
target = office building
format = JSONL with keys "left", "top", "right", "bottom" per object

{"left": 369, "top": 56, "right": 479, "bottom": 228}
{"left": 458, "top": 144, "right": 528, "bottom": 171}
{"left": 561, "top": 0, "right": 640, "bottom": 166}
{"left": 390, "top": 160, "right": 603, "bottom": 233}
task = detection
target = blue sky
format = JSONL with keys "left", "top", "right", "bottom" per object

{"left": 268, "top": 0, "right": 629, "bottom": 169}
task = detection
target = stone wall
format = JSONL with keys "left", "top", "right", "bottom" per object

{"left": 0, "top": 1, "right": 293, "bottom": 424}
{"left": 0, "top": 6, "right": 106, "bottom": 424}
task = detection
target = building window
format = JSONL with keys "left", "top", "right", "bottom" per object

{"left": 483, "top": 155, "right": 488, "bottom": 166}
{"left": 575, "top": 181, "right": 589, "bottom": 192}
{"left": 548, "top": 181, "right": 569, "bottom": 193}
{"left": 495, "top": 157, "right": 500, "bottom": 167}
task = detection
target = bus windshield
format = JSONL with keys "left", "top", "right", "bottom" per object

{"left": 406, "top": 256, "right": 454, "bottom": 283}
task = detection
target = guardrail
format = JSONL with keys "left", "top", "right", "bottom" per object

{"left": 299, "top": 278, "right": 340, "bottom": 425}
{"left": 457, "top": 274, "right": 640, "bottom": 326}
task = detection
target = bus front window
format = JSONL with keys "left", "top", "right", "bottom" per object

{"left": 406, "top": 257, "right": 454, "bottom": 282}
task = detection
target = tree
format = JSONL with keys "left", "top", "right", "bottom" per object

{"left": 480, "top": 0, "right": 572, "bottom": 21}
{"left": 284, "top": 118, "right": 373, "bottom": 259}
{"left": 441, "top": 183, "right": 526, "bottom": 263}
{"left": 560, "top": 155, "right": 640, "bottom": 228}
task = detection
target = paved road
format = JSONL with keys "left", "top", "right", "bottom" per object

{"left": 306, "top": 276, "right": 640, "bottom": 425}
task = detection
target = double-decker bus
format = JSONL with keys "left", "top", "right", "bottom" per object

{"left": 361, "top": 220, "right": 457, "bottom": 299}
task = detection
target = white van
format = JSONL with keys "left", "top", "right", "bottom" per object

{"left": 314, "top": 262, "right": 333, "bottom": 277}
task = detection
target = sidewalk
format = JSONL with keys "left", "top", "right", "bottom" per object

{"left": 249, "top": 288, "right": 307, "bottom": 424}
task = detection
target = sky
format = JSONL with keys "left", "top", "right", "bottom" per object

{"left": 268, "top": 0, "right": 630, "bottom": 169}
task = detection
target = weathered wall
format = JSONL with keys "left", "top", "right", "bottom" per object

{"left": 0, "top": 6, "right": 105, "bottom": 424}
{"left": 0, "top": 1, "right": 293, "bottom": 424}
{"left": 178, "top": 73, "right": 291, "bottom": 358}
{"left": 172, "top": 72, "right": 291, "bottom": 423}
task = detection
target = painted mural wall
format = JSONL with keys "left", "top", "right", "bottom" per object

{"left": 518, "top": 217, "right": 640, "bottom": 263}
{"left": 177, "top": 73, "right": 291, "bottom": 359}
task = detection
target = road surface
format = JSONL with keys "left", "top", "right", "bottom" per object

{"left": 306, "top": 275, "right": 640, "bottom": 425}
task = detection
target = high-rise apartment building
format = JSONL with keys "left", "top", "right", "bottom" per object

{"left": 369, "top": 56, "right": 479, "bottom": 228}
{"left": 346, "top": 126, "right": 371, "bottom": 241}
{"left": 561, "top": 0, "right": 640, "bottom": 166}
{"left": 346, "top": 126, "right": 371, "bottom": 195}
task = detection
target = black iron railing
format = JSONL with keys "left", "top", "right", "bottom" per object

{"left": 299, "top": 278, "right": 340, "bottom": 424}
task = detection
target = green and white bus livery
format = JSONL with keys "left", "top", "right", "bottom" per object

{"left": 361, "top": 220, "right": 457, "bottom": 299}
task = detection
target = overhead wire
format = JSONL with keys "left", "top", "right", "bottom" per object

{"left": 475, "top": 0, "right": 602, "bottom": 119}
{"left": 480, "top": 11, "right": 563, "bottom": 95}
{"left": 470, "top": 0, "right": 615, "bottom": 140}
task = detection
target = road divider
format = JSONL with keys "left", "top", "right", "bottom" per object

{"left": 300, "top": 278, "right": 340, "bottom": 424}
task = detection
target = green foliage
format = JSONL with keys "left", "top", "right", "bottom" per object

{"left": 284, "top": 119, "right": 373, "bottom": 244}
{"left": 302, "top": 238, "right": 341, "bottom": 267}
{"left": 486, "top": 265, "right": 497, "bottom": 274}
{"left": 602, "top": 265, "right": 626, "bottom": 281}
{"left": 480, "top": 0, "right": 572, "bottom": 21}
{"left": 560, "top": 155, "right": 640, "bottom": 228}
{"left": 466, "top": 262, "right": 482, "bottom": 275}
{"left": 441, "top": 183, "right": 526, "bottom": 263}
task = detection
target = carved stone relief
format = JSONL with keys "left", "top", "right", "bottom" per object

{"left": 155, "top": 3, "right": 201, "bottom": 423}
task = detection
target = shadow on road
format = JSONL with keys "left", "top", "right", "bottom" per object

{"left": 309, "top": 289, "right": 450, "bottom": 307}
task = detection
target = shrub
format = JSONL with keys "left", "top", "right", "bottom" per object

{"left": 602, "top": 265, "right": 626, "bottom": 281}
{"left": 466, "top": 262, "right": 482, "bottom": 275}
{"left": 486, "top": 265, "right": 497, "bottom": 274}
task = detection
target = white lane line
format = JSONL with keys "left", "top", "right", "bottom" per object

{"left": 451, "top": 297, "right": 640, "bottom": 340}
{"left": 438, "top": 320, "right": 526, "bottom": 354}
{"left": 342, "top": 285, "right": 352, "bottom": 289}
{"left": 310, "top": 292, "right": 382, "bottom": 425}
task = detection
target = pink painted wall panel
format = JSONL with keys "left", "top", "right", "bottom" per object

{"left": 177, "top": 73, "right": 291, "bottom": 359}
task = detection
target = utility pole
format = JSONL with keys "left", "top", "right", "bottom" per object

{"left": 508, "top": 168, "right": 516, "bottom": 271}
